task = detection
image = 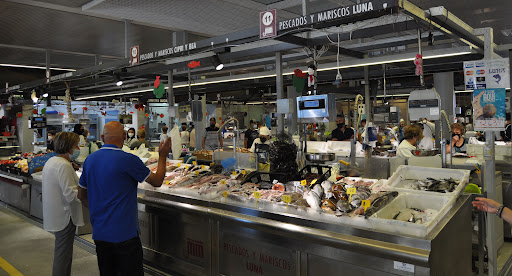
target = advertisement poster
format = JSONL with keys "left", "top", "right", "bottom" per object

{"left": 473, "top": 88, "right": 506, "bottom": 131}
{"left": 464, "top": 58, "right": 510, "bottom": 90}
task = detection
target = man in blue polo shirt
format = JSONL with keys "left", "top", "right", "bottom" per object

{"left": 78, "top": 121, "right": 170, "bottom": 275}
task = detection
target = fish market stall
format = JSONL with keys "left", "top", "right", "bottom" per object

{"left": 136, "top": 158, "right": 472, "bottom": 275}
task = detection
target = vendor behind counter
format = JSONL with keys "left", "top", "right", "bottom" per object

{"left": 396, "top": 124, "right": 422, "bottom": 158}
{"left": 446, "top": 123, "right": 467, "bottom": 154}
{"left": 202, "top": 118, "right": 223, "bottom": 150}
{"left": 331, "top": 115, "right": 354, "bottom": 141}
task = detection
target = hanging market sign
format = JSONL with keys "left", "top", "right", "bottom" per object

{"left": 277, "top": 0, "right": 396, "bottom": 31}
{"left": 130, "top": 45, "right": 140, "bottom": 66}
{"left": 464, "top": 58, "right": 510, "bottom": 90}
{"left": 139, "top": 42, "right": 198, "bottom": 62}
{"left": 473, "top": 88, "right": 506, "bottom": 131}
{"left": 147, "top": 99, "right": 168, "bottom": 103}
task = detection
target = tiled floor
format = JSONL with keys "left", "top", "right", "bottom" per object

{"left": 0, "top": 206, "right": 167, "bottom": 276}
{"left": 0, "top": 208, "right": 99, "bottom": 276}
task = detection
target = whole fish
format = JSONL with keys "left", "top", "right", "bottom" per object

{"left": 364, "top": 191, "right": 399, "bottom": 218}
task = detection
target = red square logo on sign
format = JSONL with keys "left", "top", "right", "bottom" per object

{"left": 130, "top": 45, "right": 139, "bottom": 65}
{"left": 260, "top": 9, "right": 277, "bottom": 39}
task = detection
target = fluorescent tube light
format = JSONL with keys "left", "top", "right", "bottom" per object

{"left": 75, "top": 89, "right": 153, "bottom": 100}
{"left": 0, "top": 64, "right": 76, "bottom": 71}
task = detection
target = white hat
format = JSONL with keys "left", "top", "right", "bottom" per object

{"left": 259, "top": 126, "right": 271, "bottom": 136}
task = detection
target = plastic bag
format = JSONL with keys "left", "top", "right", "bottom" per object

{"left": 170, "top": 125, "right": 182, "bottom": 160}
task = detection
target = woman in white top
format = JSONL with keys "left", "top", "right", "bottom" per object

{"left": 180, "top": 124, "right": 190, "bottom": 147}
{"left": 396, "top": 124, "right": 422, "bottom": 158}
{"left": 42, "top": 132, "right": 84, "bottom": 276}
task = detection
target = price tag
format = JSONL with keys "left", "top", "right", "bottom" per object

{"left": 165, "top": 180, "right": 170, "bottom": 185}
{"left": 195, "top": 171, "right": 200, "bottom": 176}
{"left": 254, "top": 191, "right": 261, "bottom": 208}
{"left": 301, "top": 180, "right": 307, "bottom": 186}
{"left": 310, "top": 179, "right": 318, "bottom": 186}
{"left": 223, "top": 191, "right": 228, "bottom": 198}
{"left": 177, "top": 163, "right": 181, "bottom": 167}
{"left": 192, "top": 161, "right": 197, "bottom": 166}
{"left": 201, "top": 165, "right": 205, "bottom": 170}
{"left": 221, "top": 180, "right": 226, "bottom": 185}
{"left": 362, "top": 200, "right": 371, "bottom": 212}
{"left": 232, "top": 171, "right": 237, "bottom": 176}
{"left": 210, "top": 163, "right": 214, "bottom": 167}
{"left": 347, "top": 187, "right": 357, "bottom": 202}
{"left": 241, "top": 170, "right": 246, "bottom": 175}
{"left": 282, "top": 195, "right": 291, "bottom": 204}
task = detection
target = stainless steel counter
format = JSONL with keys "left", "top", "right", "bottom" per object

{"left": 0, "top": 171, "right": 30, "bottom": 213}
{"left": 137, "top": 189, "right": 472, "bottom": 276}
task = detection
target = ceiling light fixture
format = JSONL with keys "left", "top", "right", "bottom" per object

{"left": 211, "top": 55, "right": 224, "bottom": 71}
{"left": 0, "top": 64, "right": 76, "bottom": 71}
{"left": 114, "top": 74, "right": 123, "bottom": 86}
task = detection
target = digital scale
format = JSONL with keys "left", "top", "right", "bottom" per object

{"left": 296, "top": 94, "right": 336, "bottom": 123}
{"left": 28, "top": 117, "right": 47, "bottom": 129}
{"left": 407, "top": 89, "right": 441, "bottom": 121}
{"left": 373, "top": 106, "right": 400, "bottom": 124}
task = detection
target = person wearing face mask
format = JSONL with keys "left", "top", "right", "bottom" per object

{"left": 244, "top": 119, "right": 259, "bottom": 149}
{"left": 125, "top": 128, "right": 136, "bottom": 147}
{"left": 202, "top": 118, "right": 223, "bottom": 150}
{"left": 250, "top": 126, "right": 272, "bottom": 153}
{"left": 47, "top": 130, "right": 56, "bottom": 151}
{"left": 331, "top": 115, "right": 354, "bottom": 141}
{"left": 42, "top": 132, "right": 84, "bottom": 276}
{"left": 250, "top": 127, "right": 272, "bottom": 171}
{"left": 396, "top": 124, "right": 422, "bottom": 158}
{"left": 446, "top": 123, "right": 467, "bottom": 154}
{"left": 73, "top": 123, "right": 86, "bottom": 146}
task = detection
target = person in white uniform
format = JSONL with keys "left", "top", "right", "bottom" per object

{"left": 418, "top": 119, "right": 435, "bottom": 150}
{"left": 396, "top": 124, "right": 422, "bottom": 158}
{"left": 180, "top": 124, "right": 190, "bottom": 147}
{"left": 159, "top": 126, "right": 169, "bottom": 143}
{"left": 250, "top": 126, "right": 272, "bottom": 153}
{"left": 42, "top": 132, "right": 84, "bottom": 276}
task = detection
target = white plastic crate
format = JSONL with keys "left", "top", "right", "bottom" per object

{"left": 370, "top": 193, "right": 455, "bottom": 237}
{"left": 466, "top": 143, "right": 512, "bottom": 161}
{"left": 383, "top": 165, "right": 470, "bottom": 198}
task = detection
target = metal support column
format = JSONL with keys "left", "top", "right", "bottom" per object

{"left": 94, "top": 55, "right": 101, "bottom": 82}
{"left": 364, "top": 65, "right": 371, "bottom": 122}
{"left": 433, "top": 72, "right": 455, "bottom": 142}
{"left": 475, "top": 27, "right": 498, "bottom": 276}
{"left": 276, "top": 52, "right": 284, "bottom": 134}
{"left": 45, "top": 49, "right": 51, "bottom": 84}
{"left": 124, "top": 20, "right": 130, "bottom": 58}
{"left": 301, "top": 0, "right": 308, "bottom": 18}
{"left": 287, "top": 85, "right": 299, "bottom": 136}
{"left": 167, "top": 70, "right": 174, "bottom": 128}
